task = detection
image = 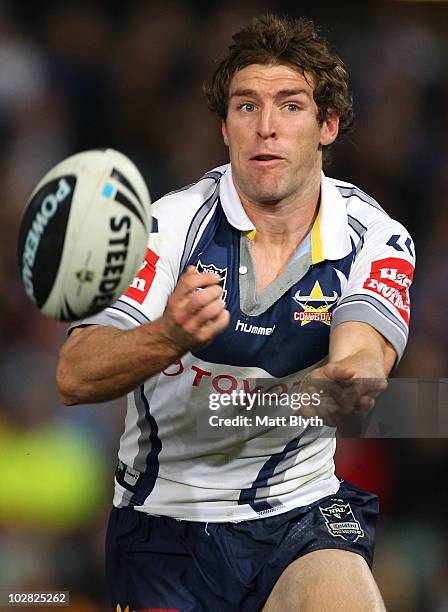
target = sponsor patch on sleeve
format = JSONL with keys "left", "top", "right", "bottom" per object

{"left": 363, "top": 257, "right": 414, "bottom": 325}
{"left": 125, "top": 248, "right": 159, "bottom": 304}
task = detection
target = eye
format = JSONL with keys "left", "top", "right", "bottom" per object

{"left": 285, "top": 103, "right": 300, "bottom": 112}
{"left": 240, "top": 103, "right": 257, "bottom": 113}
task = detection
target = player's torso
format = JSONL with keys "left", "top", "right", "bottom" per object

{"left": 115, "top": 199, "right": 354, "bottom": 519}
{"left": 80, "top": 165, "right": 412, "bottom": 519}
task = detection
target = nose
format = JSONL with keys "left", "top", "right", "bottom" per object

{"left": 257, "top": 107, "right": 276, "bottom": 139}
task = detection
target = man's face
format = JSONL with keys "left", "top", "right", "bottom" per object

{"left": 222, "top": 63, "right": 339, "bottom": 205}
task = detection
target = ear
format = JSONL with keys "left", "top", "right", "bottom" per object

{"left": 319, "top": 110, "right": 339, "bottom": 146}
{"left": 221, "top": 119, "right": 229, "bottom": 147}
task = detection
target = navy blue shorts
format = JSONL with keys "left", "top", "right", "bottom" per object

{"left": 106, "top": 480, "right": 378, "bottom": 612}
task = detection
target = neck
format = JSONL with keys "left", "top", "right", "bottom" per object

{"left": 237, "top": 172, "right": 321, "bottom": 249}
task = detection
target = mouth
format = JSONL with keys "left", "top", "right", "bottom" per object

{"left": 249, "top": 154, "right": 285, "bottom": 169}
{"left": 250, "top": 154, "right": 283, "bottom": 161}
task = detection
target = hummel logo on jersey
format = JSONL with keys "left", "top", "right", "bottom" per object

{"left": 292, "top": 281, "right": 338, "bottom": 326}
{"left": 235, "top": 319, "right": 276, "bottom": 335}
{"left": 196, "top": 260, "right": 228, "bottom": 302}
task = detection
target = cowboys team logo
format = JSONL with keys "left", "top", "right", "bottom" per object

{"left": 196, "top": 260, "right": 228, "bottom": 303}
{"left": 319, "top": 501, "right": 364, "bottom": 542}
{"left": 293, "top": 280, "right": 338, "bottom": 326}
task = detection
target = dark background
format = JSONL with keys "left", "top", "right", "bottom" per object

{"left": 0, "top": 0, "right": 447, "bottom": 609}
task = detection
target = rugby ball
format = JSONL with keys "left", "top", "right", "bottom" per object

{"left": 17, "top": 149, "right": 151, "bottom": 321}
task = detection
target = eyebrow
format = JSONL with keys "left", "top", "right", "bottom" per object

{"left": 229, "top": 88, "right": 311, "bottom": 100}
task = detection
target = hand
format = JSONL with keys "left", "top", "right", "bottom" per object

{"left": 160, "top": 266, "right": 230, "bottom": 353}
{"left": 300, "top": 360, "right": 387, "bottom": 427}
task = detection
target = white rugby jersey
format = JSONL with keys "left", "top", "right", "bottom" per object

{"left": 73, "top": 164, "right": 415, "bottom": 521}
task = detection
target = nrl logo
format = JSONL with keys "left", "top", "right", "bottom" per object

{"left": 293, "top": 280, "right": 338, "bottom": 326}
{"left": 319, "top": 501, "right": 364, "bottom": 542}
{"left": 196, "top": 260, "right": 228, "bottom": 303}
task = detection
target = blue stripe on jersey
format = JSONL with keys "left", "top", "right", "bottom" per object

{"left": 111, "top": 299, "right": 151, "bottom": 324}
{"left": 129, "top": 385, "right": 162, "bottom": 507}
{"left": 183, "top": 200, "right": 225, "bottom": 273}
{"left": 238, "top": 434, "right": 304, "bottom": 513}
{"left": 347, "top": 214, "right": 367, "bottom": 236}
{"left": 335, "top": 292, "right": 408, "bottom": 336}
{"left": 178, "top": 186, "right": 220, "bottom": 276}
{"left": 107, "top": 306, "right": 142, "bottom": 327}
{"left": 347, "top": 214, "right": 367, "bottom": 256}
{"left": 335, "top": 185, "right": 387, "bottom": 215}
{"left": 164, "top": 169, "right": 224, "bottom": 197}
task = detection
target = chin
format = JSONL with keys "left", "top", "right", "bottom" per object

{"left": 249, "top": 191, "right": 283, "bottom": 205}
{"left": 236, "top": 170, "right": 287, "bottom": 204}
{"left": 245, "top": 181, "right": 280, "bottom": 202}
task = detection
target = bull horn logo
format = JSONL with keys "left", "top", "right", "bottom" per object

{"left": 293, "top": 281, "right": 338, "bottom": 326}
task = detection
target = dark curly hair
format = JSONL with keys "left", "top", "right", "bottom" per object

{"left": 203, "top": 14, "right": 354, "bottom": 162}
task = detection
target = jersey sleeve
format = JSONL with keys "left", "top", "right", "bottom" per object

{"left": 68, "top": 207, "right": 182, "bottom": 332}
{"left": 332, "top": 220, "right": 415, "bottom": 361}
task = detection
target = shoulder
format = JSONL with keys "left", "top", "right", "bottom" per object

{"left": 326, "top": 176, "right": 411, "bottom": 238}
{"left": 150, "top": 164, "right": 228, "bottom": 232}
{"left": 146, "top": 164, "right": 228, "bottom": 270}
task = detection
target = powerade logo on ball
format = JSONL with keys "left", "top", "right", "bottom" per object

{"left": 18, "top": 176, "right": 76, "bottom": 307}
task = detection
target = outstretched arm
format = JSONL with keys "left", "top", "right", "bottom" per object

{"left": 56, "top": 267, "right": 230, "bottom": 405}
{"left": 303, "top": 321, "right": 396, "bottom": 425}
{"left": 327, "top": 320, "right": 396, "bottom": 379}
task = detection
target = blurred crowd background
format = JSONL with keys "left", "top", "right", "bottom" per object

{"left": 0, "top": 0, "right": 447, "bottom": 610}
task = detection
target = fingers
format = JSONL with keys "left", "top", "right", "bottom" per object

{"left": 192, "top": 309, "right": 230, "bottom": 345}
{"left": 355, "top": 395, "right": 375, "bottom": 412}
{"left": 168, "top": 267, "right": 225, "bottom": 322}
{"left": 302, "top": 368, "right": 387, "bottom": 426}
{"left": 182, "top": 293, "right": 226, "bottom": 335}
{"left": 323, "top": 363, "right": 356, "bottom": 381}
{"left": 163, "top": 265, "right": 230, "bottom": 351}
{"left": 175, "top": 265, "right": 223, "bottom": 300}
{"left": 182, "top": 284, "right": 224, "bottom": 318}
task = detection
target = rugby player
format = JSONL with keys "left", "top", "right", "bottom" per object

{"left": 57, "top": 15, "right": 415, "bottom": 611}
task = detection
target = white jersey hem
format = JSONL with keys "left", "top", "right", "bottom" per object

{"left": 112, "top": 474, "right": 341, "bottom": 522}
